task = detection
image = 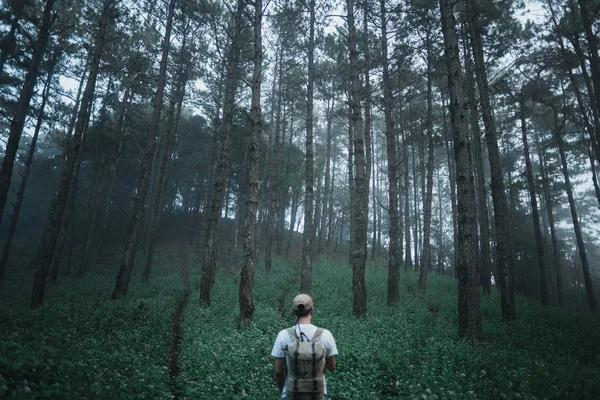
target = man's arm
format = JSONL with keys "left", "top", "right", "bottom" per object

{"left": 326, "top": 355, "right": 336, "bottom": 372}
{"left": 274, "top": 358, "right": 285, "bottom": 392}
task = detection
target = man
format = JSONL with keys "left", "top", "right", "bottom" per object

{"left": 271, "top": 293, "right": 338, "bottom": 399}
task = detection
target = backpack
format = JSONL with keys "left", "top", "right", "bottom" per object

{"left": 283, "top": 327, "right": 326, "bottom": 400}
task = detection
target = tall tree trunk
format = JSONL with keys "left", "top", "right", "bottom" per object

{"left": 301, "top": 0, "right": 316, "bottom": 293}
{"left": 411, "top": 138, "right": 420, "bottom": 270}
{"left": 554, "top": 113, "right": 597, "bottom": 312}
{"left": 98, "top": 88, "right": 131, "bottom": 260}
{"left": 362, "top": 0, "right": 373, "bottom": 262}
{"left": 319, "top": 98, "right": 334, "bottom": 255}
{"left": 239, "top": 0, "right": 262, "bottom": 327}
{"left": 112, "top": 0, "right": 176, "bottom": 300}
{"left": 418, "top": 35, "right": 435, "bottom": 292}
{"left": 200, "top": 0, "right": 244, "bottom": 305}
{"left": 347, "top": 0, "right": 368, "bottom": 318}
{"left": 403, "top": 129, "right": 412, "bottom": 272}
{"left": 380, "top": 0, "right": 400, "bottom": 304}
{"left": 519, "top": 97, "right": 548, "bottom": 306}
{"left": 264, "top": 45, "right": 281, "bottom": 273}
{"left": 142, "top": 30, "right": 189, "bottom": 282}
{"left": 0, "top": 48, "right": 58, "bottom": 282}
{"left": 31, "top": 0, "right": 114, "bottom": 309}
{"left": 439, "top": 0, "right": 482, "bottom": 342}
{"left": 441, "top": 92, "right": 459, "bottom": 275}
{"left": 464, "top": 35, "right": 492, "bottom": 294}
{"left": 0, "top": 0, "right": 56, "bottom": 227}
{"left": 465, "top": 0, "right": 515, "bottom": 320}
{"left": 50, "top": 134, "right": 86, "bottom": 283}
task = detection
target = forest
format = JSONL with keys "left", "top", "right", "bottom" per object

{"left": 0, "top": 0, "right": 599, "bottom": 398}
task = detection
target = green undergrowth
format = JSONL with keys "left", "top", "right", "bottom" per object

{"left": 2, "top": 242, "right": 600, "bottom": 399}
{"left": 0, "top": 243, "right": 185, "bottom": 399}
{"left": 179, "top": 257, "right": 600, "bottom": 400}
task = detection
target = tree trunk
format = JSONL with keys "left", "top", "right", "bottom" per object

{"left": 98, "top": 88, "right": 131, "bottom": 260}
{"left": 465, "top": 0, "right": 515, "bottom": 320}
{"left": 301, "top": 0, "right": 316, "bottom": 294}
{"left": 319, "top": 98, "right": 334, "bottom": 255}
{"left": 403, "top": 129, "right": 412, "bottom": 272}
{"left": 554, "top": 113, "right": 597, "bottom": 312}
{"left": 347, "top": 0, "right": 368, "bottom": 318}
{"left": 519, "top": 97, "right": 548, "bottom": 306}
{"left": 441, "top": 92, "right": 458, "bottom": 275}
{"left": 142, "top": 30, "right": 189, "bottom": 283}
{"left": 239, "top": 0, "right": 262, "bottom": 327}
{"left": 112, "top": 0, "right": 176, "bottom": 300}
{"left": 200, "top": 0, "right": 244, "bottom": 305}
{"left": 0, "top": 0, "right": 56, "bottom": 227}
{"left": 31, "top": 0, "right": 113, "bottom": 309}
{"left": 464, "top": 36, "right": 492, "bottom": 294}
{"left": 0, "top": 48, "right": 58, "bottom": 283}
{"left": 380, "top": 0, "right": 400, "bottom": 304}
{"left": 362, "top": 0, "right": 373, "bottom": 262}
{"left": 419, "top": 35, "right": 435, "bottom": 292}
{"left": 439, "top": 0, "right": 482, "bottom": 342}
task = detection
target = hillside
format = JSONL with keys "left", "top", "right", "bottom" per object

{"left": 1, "top": 239, "right": 599, "bottom": 399}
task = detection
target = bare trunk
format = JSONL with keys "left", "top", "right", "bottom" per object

{"left": 554, "top": 114, "right": 597, "bottom": 312}
{"left": 439, "top": 0, "right": 482, "bottom": 342}
{"left": 0, "top": 0, "right": 56, "bottom": 227}
{"left": 519, "top": 98, "right": 548, "bottom": 305}
{"left": 0, "top": 49, "right": 57, "bottom": 282}
{"left": 200, "top": 0, "right": 244, "bottom": 305}
{"left": 464, "top": 36, "right": 491, "bottom": 294}
{"left": 112, "top": 0, "right": 176, "bottom": 300}
{"left": 301, "top": 0, "right": 316, "bottom": 293}
{"left": 465, "top": 0, "right": 515, "bottom": 320}
{"left": 347, "top": 0, "right": 368, "bottom": 318}
{"left": 380, "top": 0, "right": 400, "bottom": 304}
{"left": 418, "top": 36, "right": 435, "bottom": 292}
{"left": 239, "top": 0, "right": 262, "bottom": 327}
{"left": 31, "top": 0, "right": 113, "bottom": 309}
{"left": 142, "top": 31, "right": 188, "bottom": 283}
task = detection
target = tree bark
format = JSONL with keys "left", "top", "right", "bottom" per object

{"left": 200, "top": 0, "right": 244, "bottom": 305}
{"left": 519, "top": 97, "right": 548, "bottom": 306}
{"left": 419, "top": 34, "right": 435, "bottom": 292}
{"left": 301, "top": 0, "right": 316, "bottom": 293}
{"left": 380, "top": 0, "right": 400, "bottom": 304}
{"left": 439, "top": 0, "right": 482, "bottom": 342}
{"left": 347, "top": 0, "right": 368, "bottom": 318}
{"left": 554, "top": 112, "right": 597, "bottom": 312}
{"left": 239, "top": 0, "right": 262, "bottom": 327}
{"left": 465, "top": 0, "right": 515, "bottom": 320}
{"left": 32, "top": 0, "right": 114, "bottom": 309}
{"left": 112, "top": 0, "right": 176, "bottom": 300}
{"left": 464, "top": 35, "right": 492, "bottom": 294}
{"left": 142, "top": 30, "right": 189, "bottom": 283}
{"left": 0, "top": 0, "right": 56, "bottom": 228}
{"left": 0, "top": 48, "right": 58, "bottom": 283}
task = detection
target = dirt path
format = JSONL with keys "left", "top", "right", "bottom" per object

{"left": 168, "top": 243, "right": 190, "bottom": 398}
{"left": 406, "top": 286, "right": 439, "bottom": 330}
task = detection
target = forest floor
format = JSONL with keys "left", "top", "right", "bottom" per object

{"left": 1, "top": 237, "right": 600, "bottom": 399}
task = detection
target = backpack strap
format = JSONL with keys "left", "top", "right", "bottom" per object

{"left": 287, "top": 327, "right": 300, "bottom": 341}
{"left": 312, "top": 328, "right": 324, "bottom": 342}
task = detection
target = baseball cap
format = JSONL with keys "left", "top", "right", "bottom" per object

{"left": 292, "top": 294, "right": 313, "bottom": 311}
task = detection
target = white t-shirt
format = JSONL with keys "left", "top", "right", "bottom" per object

{"left": 271, "top": 324, "right": 338, "bottom": 398}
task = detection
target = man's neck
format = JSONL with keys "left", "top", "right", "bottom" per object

{"left": 296, "top": 317, "right": 312, "bottom": 324}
